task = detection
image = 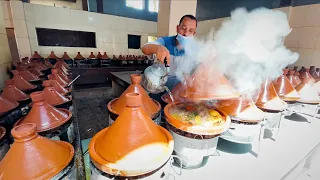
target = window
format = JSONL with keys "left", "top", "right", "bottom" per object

{"left": 126, "top": 0, "right": 144, "bottom": 10}
{"left": 128, "top": 35, "right": 141, "bottom": 49}
{"left": 148, "top": 0, "right": 159, "bottom": 12}
{"left": 36, "top": 28, "right": 96, "bottom": 48}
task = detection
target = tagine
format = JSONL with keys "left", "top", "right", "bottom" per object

{"left": 12, "top": 70, "right": 37, "bottom": 93}
{"left": 287, "top": 70, "right": 300, "bottom": 87}
{"left": 272, "top": 69, "right": 300, "bottom": 102}
{"left": 90, "top": 93, "right": 174, "bottom": 178}
{"left": 42, "top": 80, "right": 72, "bottom": 108}
{"left": 49, "top": 69, "right": 69, "bottom": 87}
{"left": 1, "top": 79, "right": 30, "bottom": 103}
{"left": 16, "top": 70, "right": 40, "bottom": 83}
{"left": 299, "top": 68, "right": 315, "bottom": 84}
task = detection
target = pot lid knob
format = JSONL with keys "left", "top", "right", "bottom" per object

{"left": 42, "top": 80, "right": 52, "bottom": 87}
{"left": 131, "top": 74, "right": 141, "bottom": 84}
{"left": 11, "top": 123, "right": 37, "bottom": 142}
{"left": 126, "top": 93, "right": 141, "bottom": 107}
{"left": 30, "top": 91, "right": 44, "bottom": 102}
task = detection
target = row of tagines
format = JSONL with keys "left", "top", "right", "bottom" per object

{"left": 0, "top": 58, "right": 79, "bottom": 179}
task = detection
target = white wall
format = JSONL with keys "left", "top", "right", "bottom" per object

{"left": 1, "top": 1, "right": 157, "bottom": 59}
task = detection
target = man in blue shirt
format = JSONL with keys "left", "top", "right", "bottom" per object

{"left": 142, "top": 14, "right": 198, "bottom": 91}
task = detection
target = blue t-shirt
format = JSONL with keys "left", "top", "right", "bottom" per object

{"left": 155, "top": 36, "right": 185, "bottom": 56}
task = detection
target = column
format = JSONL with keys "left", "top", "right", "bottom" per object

{"left": 157, "top": 0, "right": 197, "bottom": 37}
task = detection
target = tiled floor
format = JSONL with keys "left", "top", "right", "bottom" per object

{"left": 74, "top": 86, "right": 115, "bottom": 140}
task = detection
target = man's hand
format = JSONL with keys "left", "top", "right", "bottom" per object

{"left": 156, "top": 45, "right": 170, "bottom": 65}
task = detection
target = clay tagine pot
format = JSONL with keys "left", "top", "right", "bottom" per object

{"left": 107, "top": 74, "right": 161, "bottom": 122}
{"left": 28, "top": 65, "right": 45, "bottom": 78}
{"left": 0, "top": 123, "right": 74, "bottom": 179}
{"left": 53, "top": 68, "right": 70, "bottom": 83}
{"left": 15, "top": 91, "right": 72, "bottom": 132}
{"left": 96, "top": 52, "right": 102, "bottom": 59}
{"left": 30, "top": 51, "right": 43, "bottom": 60}
{"left": 295, "top": 79, "right": 320, "bottom": 104}
{"left": 47, "top": 51, "right": 59, "bottom": 59}
{"left": 161, "top": 82, "right": 184, "bottom": 104}
{"left": 294, "top": 71, "right": 302, "bottom": 84}
{"left": 62, "top": 52, "right": 72, "bottom": 60}
{"left": 74, "top": 52, "right": 85, "bottom": 60}
{"left": 12, "top": 70, "right": 37, "bottom": 93}
{"left": 287, "top": 70, "right": 300, "bottom": 87}
{"left": 255, "top": 78, "right": 288, "bottom": 112}
{"left": 50, "top": 79, "right": 71, "bottom": 96}
{"left": 88, "top": 52, "right": 96, "bottom": 59}
{"left": 90, "top": 93, "right": 174, "bottom": 177}
{"left": 42, "top": 80, "right": 72, "bottom": 108}
{"left": 298, "top": 66, "right": 305, "bottom": 74}
{"left": 16, "top": 70, "right": 40, "bottom": 83}
{"left": 112, "top": 55, "right": 117, "bottom": 60}
{"left": 49, "top": 69, "right": 69, "bottom": 87}
{"left": 0, "top": 95, "right": 19, "bottom": 117}
{"left": 299, "top": 68, "right": 315, "bottom": 84}
{"left": 215, "top": 95, "right": 265, "bottom": 122}
{"left": 1, "top": 79, "right": 30, "bottom": 103}
{"left": 179, "top": 65, "right": 240, "bottom": 101}
{"left": 101, "top": 52, "right": 109, "bottom": 59}
{"left": 272, "top": 69, "right": 300, "bottom": 102}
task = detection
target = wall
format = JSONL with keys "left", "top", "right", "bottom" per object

{"left": 285, "top": 4, "right": 320, "bottom": 67}
{"left": 29, "top": 0, "right": 83, "bottom": 10}
{"left": 0, "top": 2, "right": 12, "bottom": 89}
{"left": 1, "top": 1, "right": 157, "bottom": 59}
{"left": 88, "top": 0, "right": 157, "bottom": 22}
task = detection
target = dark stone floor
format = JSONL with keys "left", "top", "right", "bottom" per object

{"left": 74, "top": 85, "right": 115, "bottom": 140}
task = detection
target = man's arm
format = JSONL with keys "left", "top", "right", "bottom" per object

{"left": 141, "top": 38, "right": 171, "bottom": 65}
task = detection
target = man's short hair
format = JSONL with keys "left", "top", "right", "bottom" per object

{"left": 179, "top": 14, "right": 197, "bottom": 27}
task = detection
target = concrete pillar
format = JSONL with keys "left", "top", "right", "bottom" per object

{"left": 157, "top": 0, "right": 197, "bottom": 37}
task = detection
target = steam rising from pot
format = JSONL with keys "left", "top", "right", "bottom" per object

{"left": 174, "top": 7, "right": 299, "bottom": 95}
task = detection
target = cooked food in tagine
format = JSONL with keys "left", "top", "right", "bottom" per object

{"left": 169, "top": 103, "right": 223, "bottom": 127}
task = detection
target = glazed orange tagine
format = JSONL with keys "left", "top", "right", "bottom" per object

{"left": 272, "top": 69, "right": 300, "bottom": 102}
{"left": 107, "top": 74, "right": 161, "bottom": 123}
{"left": 11, "top": 70, "right": 37, "bottom": 92}
{"left": 0, "top": 123, "right": 75, "bottom": 179}
{"left": 49, "top": 69, "right": 69, "bottom": 87}
{"left": 90, "top": 93, "right": 174, "bottom": 178}
{"left": 287, "top": 70, "right": 300, "bottom": 87}
{"left": 1, "top": 79, "right": 30, "bottom": 103}
{"left": 42, "top": 80, "right": 72, "bottom": 107}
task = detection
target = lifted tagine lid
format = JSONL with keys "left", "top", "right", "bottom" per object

{"left": 90, "top": 93, "right": 173, "bottom": 176}
{"left": 0, "top": 123, "right": 74, "bottom": 180}
{"left": 108, "top": 74, "right": 161, "bottom": 118}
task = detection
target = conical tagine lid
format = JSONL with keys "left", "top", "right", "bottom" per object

{"left": 49, "top": 69, "right": 68, "bottom": 87}
{"left": 96, "top": 52, "right": 102, "bottom": 59}
{"left": 90, "top": 93, "right": 173, "bottom": 176}
{"left": 294, "top": 71, "right": 302, "bottom": 84}
{"left": 215, "top": 95, "right": 264, "bottom": 122}
{"left": 88, "top": 52, "right": 96, "bottom": 59}
{"left": 17, "top": 70, "right": 40, "bottom": 82}
{"left": 102, "top": 52, "right": 109, "bottom": 59}
{"left": 62, "top": 52, "right": 71, "bottom": 60}
{"left": 31, "top": 51, "right": 43, "bottom": 60}
{"left": 108, "top": 74, "right": 161, "bottom": 118}
{"left": 74, "top": 52, "right": 85, "bottom": 60}
{"left": 51, "top": 79, "right": 70, "bottom": 95}
{"left": 255, "top": 78, "right": 287, "bottom": 111}
{"left": 0, "top": 123, "right": 74, "bottom": 180}
{"left": 1, "top": 79, "right": 30, "bottom": 102}
{"left": 112, "top": 55, "right": 117, "bottom": 60}
{"left": 299, "top": 68, "right": 315, "bottom": 84}
{"left": 273, "top": 69, "right": 300, "bottom": 101}
{"left": 0, "top": 95, "right": 19, "bottom": 116}
{"left": 12, "top": 70, "right": 37, "bottom": 91}
{"left": 28, "top": 66, "right": 44, "bottom": 77}
{"left": 179, "top": 65, "right": 240, "bottom": 101}
{"left": 16, "top": 91, "right": 72, "bottom": 132}
{"left": 161, "top": 82, "right": 184, "bottom": 103}
{"left": 47, "top": 51, "right": 59, "bottom": 59}
{"left": 295, "top": 79, "right": 320, "bottom": 104}
{"left": 287, "top": 70, "right": 300, "bottom": 87}
{"left": 42, "top": 80, "right": 71, "bottom": 106}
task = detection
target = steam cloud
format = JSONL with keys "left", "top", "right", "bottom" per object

{"left": 174, "top": 7, "right": 299, "bottom": 95}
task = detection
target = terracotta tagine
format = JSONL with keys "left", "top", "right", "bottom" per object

{"left": 74, "top": 52, "right": 85, "bottom": 60}
{"left": 17, "top": 70, "right": 40, "bottom": 82}
{"left": 112, "top": 55, "right": 117, "bottom": 60}
{"left": 96, "top": 52, "right": 102, "bottom": 59}
{"left": 90, "top": 93, "right": 174, "bottom": 177}
{"left": 30, "top": 51, "right": 43, "bottom": 60}
{"left": 28, "top": 65, "right": 45, "bottom": 77}
{"left": 56, "top": 58, "right": 69, "bottom": 69}
{"left": 47, "top": 51, "right": 59, "bottom": 59}
{"left": 12, "top": 70, "right": 37, "bottom": 92}
{"left": 44, "top": 58, "right": 54, "bottom": 68}
{"left": 88, "top": 52, "right": 96, "bottom": 59}
{"left": 53, "top": 68, "right": 70, "bottom": 83}
{"left": 102, "top": 52, "right": 109, "bottom": 59}
{"left": 62, "top": 52, "right": 71, "bottom": 60}
{"left": 0, "top": 123, "right": 74, "bottom": 179}
{"left": 255, "top": 77, "right": 287, "bottom": 112}
{"left": 1, "top": 79, "right": 30, "bottom": 103}
{"left": 294, "top": 71, "right": 302, "bottom": 84}
{"left": 49, "top": 69, "right": 69, "bottom": 87}
{"left": 0, "top": 95, "right": 19, "bottom": 117}
{"left": 15, "top": 91, "right": 72, "bottom": 132}
{"left": 42, "top": 80, "right": 72, "bottom": 107}
{"left": 161, "top": 82, "right": 184, "bottom": 104}
{"left": 179, "top": 65, "right": 240, "bottom": 101}
{"left": 295, "top": 79, "right": 320, "bottom": 104}
{"left": 287, "top": 70, "right": 300, "bottom": 87}
{"left": 299, "top": 68, "right": 315, "bottom": 83}
{"left": 272, "top": 69, "right": 300, "bottom": 102}
{"left": 215, "top": 95, "right": 265, "bottom": 122}
{"left": 108, "top": 74, "right": 161, "bottom": 120}
{"left": 51, "top": 79, "right": 71, "bottom": 96}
